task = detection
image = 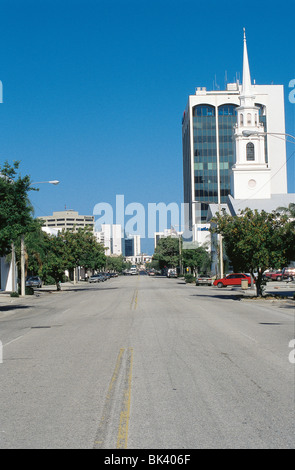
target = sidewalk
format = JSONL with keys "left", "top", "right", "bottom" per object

{"left": 0, "top": 281, "right": 89, "bottom": 304}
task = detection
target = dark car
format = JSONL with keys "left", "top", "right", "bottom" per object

{"left": 213, "top": 273, "right": 252, "bottom": 288}
{"left": 25, "top": 276, "right": 42, "bottom": 288}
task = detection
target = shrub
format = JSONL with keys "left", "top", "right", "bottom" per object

{"left": 10, "top": 291, "right": 19, "bottom": 297}
{"left": 25, "top": 286, "right": 34, "bottom": 295}
{"left": 184, "top": 274, "right": 195, "bottom": 283}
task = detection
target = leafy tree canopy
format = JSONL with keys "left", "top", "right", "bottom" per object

{"left": 182, "top": 246, "right": 211, "bottom": 274}
{"left": 153, "top": 237, "right": 180, "bottom": 269}
{"left": 0, "top": 161, "right": 36, "bottom": 255}
{"left": 211, "top": 207, "right": 295, "bottom": 295}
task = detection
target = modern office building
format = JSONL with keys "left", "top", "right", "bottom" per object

{"left": 38, "top": 210, "right": 95, "bottom": 232}
{"left": 182, "top": 31, "right": 287, "bottom": 236}
{"left": 124, "top": 234, "right": 141, "bottom": 257}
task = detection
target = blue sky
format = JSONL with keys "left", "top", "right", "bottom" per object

{"left": 0, "top": 0, "right": 294, "bottom": 254}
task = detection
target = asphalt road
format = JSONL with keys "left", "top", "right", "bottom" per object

{"left": 0, "top": 275, "right": 294, "bottom": 449}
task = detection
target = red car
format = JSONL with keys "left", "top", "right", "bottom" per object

{"left": 213, "top": 273, "right": 252, "bottom": 288}
{"left": 263, "top": 270, "right": 283, "bottom": 281}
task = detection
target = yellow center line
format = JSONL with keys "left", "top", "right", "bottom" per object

{"left": 116, "top": 347, "right": 134, "bottom": 449}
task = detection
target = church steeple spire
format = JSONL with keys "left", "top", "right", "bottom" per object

{"left": 231, "top": 29, "right": 271, "bottom": 200}
{"left": 242, "top": 28, "right": 252, "bottom": 97}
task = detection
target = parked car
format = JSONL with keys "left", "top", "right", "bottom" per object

{"left": 282, "top": 267, "right": 295, "bottom": 281}
{"left": 263, "top": 270, "right": 283, "bottom": 281}
{"left": 25, "top": 276, "right": 42, "bottom": 288}
{"left": 196, "top": 275, "right": 213, "bottom": 286}
{"left": 89, "top": 274, "right": 104, "bottom": 283}
{"left": 213, "top": 273, "right": 252, "bottom": 288}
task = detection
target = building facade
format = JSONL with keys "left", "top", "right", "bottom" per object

{"left": 95, "top": 224, "right": 123, "bottom": 256}
{"left": 182, "top": 33, "right": 287, "bottom": 236}
{"left": 38, "top": 210, "right": 95, "bottom": 232}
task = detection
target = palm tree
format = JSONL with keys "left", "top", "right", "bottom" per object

{"left": 276, "top": 203, "right": 295, "bottom": 225}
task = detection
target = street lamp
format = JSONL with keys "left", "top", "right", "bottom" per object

{"left": 31, "top": 180, "right": 60, "bottom": 185}
{"left": 242, "top": 130, "right": 295, "bottom": 142}
{"left": 193, "top": 200, "right": 224, "bottom": 279}
{"left": 20, "top": 179, "right": 60, "bottom": 296}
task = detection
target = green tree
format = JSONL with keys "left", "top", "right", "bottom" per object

{"left": 61, "top": 227, "right": 106, "bottom": 278}
{"left": 211, "top": 208, "right": 295, "bottom": 296}
{"left": 153, "top": 237, "right": 180, "bottom": 270}
{"left": 40, "top": 232, "right": 68, "bottom": 290}
{"left": 105, "top": 255, "right": 125, "bottom": 273}
{"left": 0, "top": 161, "right": 36, "bottom": 256}
{"left": 182, "top": 246, "right": 211, "bottom": 275}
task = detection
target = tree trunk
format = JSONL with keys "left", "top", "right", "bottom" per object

{"left": 256, "top": 272, "right": 263, "bottom": 297}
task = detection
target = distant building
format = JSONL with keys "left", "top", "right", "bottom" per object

{"left": 124, "top": 234, "right": 141, "bottom": 257}
{"left": 38, "top": 210, "right": 94, "bottom": 232}
{"left": 95, "top": 224, "right": 122, "bottom": 256}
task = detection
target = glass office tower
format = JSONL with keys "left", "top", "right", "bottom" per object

{"left": 182, "top": 83, "right": 275, "bottom": 233}
{"left": 192, "top": 103, "right": 239, "bottom": 222}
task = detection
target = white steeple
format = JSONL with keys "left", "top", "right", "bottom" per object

{"left": 231, "top": 29, "right": 271, "bottom": 200}
{"left": 240, "top": 28, "right": 255, "bottom": 106}
{"left": 242, "top": 28, "right": 252, "bottom": 96}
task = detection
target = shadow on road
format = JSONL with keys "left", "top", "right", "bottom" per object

{"left": 0, "top": 305, "right": 33, "bottom": 312}
{"left": 191, "top": 293, "right": 244, "bottom": 301}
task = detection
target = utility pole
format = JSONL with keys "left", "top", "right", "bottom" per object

{"left": 21, "top": 235, "right": 25, "bottom": 297}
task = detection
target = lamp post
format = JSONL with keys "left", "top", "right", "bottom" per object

{"left": 20, "top": 179, "right": 60, "bottom": 296}
{"left": 242, "top": 130, "right": 295, "bottom": 142}
{"left": 31, "top": 180, "right": 60, "bottom": 185}
{"left": 193, "top": 199, "right": 224, "bottom": 279}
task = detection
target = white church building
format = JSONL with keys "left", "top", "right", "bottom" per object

{"left": 207, "top": 29, "right": 295, "bottom": 272}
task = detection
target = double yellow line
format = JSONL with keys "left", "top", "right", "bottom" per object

{"left": 130, "top": 289, "right": 138, "bottom": 310}
{"left": 116, "top": 347, "right": 134, "bottom": 449}
{"left": 94, "top": 347, "right": 134, "bottom": 449}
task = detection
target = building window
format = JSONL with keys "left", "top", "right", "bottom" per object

{"left": 246, "top": 142, "right": 255, "bottom": 161}
{"left": 240, "top": 113, "right": 244, "bottom": 125}
{"left": 247, "top": 113, "right": 252, "bottom": 125}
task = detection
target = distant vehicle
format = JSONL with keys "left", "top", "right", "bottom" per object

{"left": 282, "top": 267, "right": 295, "bottom": 281}
{"left": 263, "top": 270, "right": 283, "bottom": 281}
{"left": 167, "top": 268, "right": 177, "bottom": 278}
{"left": 130, "top": 265, "right": 137, "bottom": 275}
{"left": 213, "top": 273, "right": 252, "bottom": 288}
{"left": 25, "top": 276, "right": 42, "bottom": 288}
{"left": 196, "top": 275, "right": 213, "bottom": 286}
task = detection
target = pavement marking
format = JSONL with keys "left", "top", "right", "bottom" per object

{"left": 116, "top": 348, "right": 133, "bottom": 449}
{"left": 4, "top": 335, "right": 26, "bottom": 347}
{"left": 94, "top": 347, "right": 134, "bottom": 449}
{"left": 130, "top": 289, "right": 138, "bottom": 310}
